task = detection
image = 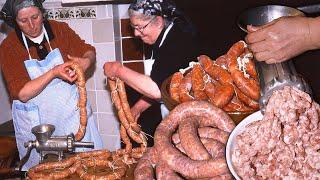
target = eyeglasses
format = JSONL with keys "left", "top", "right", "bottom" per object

{"left": 130, "top": 17, "right": 156, "bottom": 34}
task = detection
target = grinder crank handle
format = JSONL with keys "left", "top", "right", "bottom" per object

{"left": 16, "top": 141, "right": 35, "bottom": 171}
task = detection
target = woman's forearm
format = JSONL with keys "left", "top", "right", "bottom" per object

{"left": 18, "top": 69, "right": 55, "bottom": 102}
{"left": 117, "top": 65, "right": 161, "bottom": 100}
{"left": 131, "top": 96, "right": 153, "bottom": 121}
{"left": 308, "top": 16, "right": 320, "bottom": 50}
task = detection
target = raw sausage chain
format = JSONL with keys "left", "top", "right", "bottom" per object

{"left": 134, "top": 101, "right": 236, "bottom": 179}
{"left": 28, "top": 76, "right": 147, "bottom": 179}
{"left": 70, "top": 62, "right": 87, "bottom": 141}
{"left": 169, "top": 40, "right": 260, "bottom": 112}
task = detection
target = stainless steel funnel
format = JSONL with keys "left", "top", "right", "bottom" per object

{"left": 237, "top": 5, "right": 305, "bottom": 33}
{"left": 31, "top": 124, "right": 55, "bottom": 143}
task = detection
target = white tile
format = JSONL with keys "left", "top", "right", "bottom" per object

{"left": 87, "top": 90, "right": 97, "bottom": 112}
{"left": 96, "top": 5, "right": 107, "bottom": 19}
{"left": 96, "top": 90, "right": 114, "bottom": 113}
{"left": 94, "top": 43, "right": 116, "bottom": 67}
{"left": 86, "top": 75, "right": 95, "bottom": 90}
{"left": 100, "top": 134, "right": 120, "bottom": 151}
{"left": 68, "top": 19, "right": 93, "bottom": 44}
{"left": 92, "top": 19, "right": 114, "bottom": 43}
{"left": 107, "top": 5, "right": 113, "bottom": 18}
{"left": 94, "top": 68, "right": 107, "bottom": 91}
{"left": 97, "top": 113, "right": 119, "bottom": 135}
{"left": 117, "top": 4, "right": 130, "bottom": 19}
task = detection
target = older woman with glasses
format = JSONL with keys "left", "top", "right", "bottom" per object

{"left": 104, "top": 0, "right": 201, "bottom": 146}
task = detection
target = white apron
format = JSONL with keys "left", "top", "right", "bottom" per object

{"left": 12, "top": 28, "right": 103, "bottom": 171}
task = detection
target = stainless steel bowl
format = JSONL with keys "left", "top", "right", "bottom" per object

{"left": 237, "top": 5, "right": 305, "bottom": 32}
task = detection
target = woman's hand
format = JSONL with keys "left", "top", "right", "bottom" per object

{"left": 52, "top": 61, "right": 77, "bottom": 83}
{"left": 130, "top": 97, "right": 153, "bottom": 122}
{"left": 103, "top": 61, "right": 122, "bottom": 79}
{"left": 245, "top": 16, "right": 313, "bottom": 64}
{"left": 131, "top": 105, "right": 142, "bottom": 122}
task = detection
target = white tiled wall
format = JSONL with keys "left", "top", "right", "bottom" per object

{"left": 41, "top": 1, "right": 130, "bottom": 151}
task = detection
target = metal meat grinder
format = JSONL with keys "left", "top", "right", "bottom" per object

{"left": 237, "top": 5, "right": 313, "bottom": 113}
{"left": 18, "top": 124, "right": 94, "bottom": 170}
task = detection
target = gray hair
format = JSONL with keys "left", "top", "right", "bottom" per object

{"left": 128, "top": 8, "right": 172, "bottom": 28}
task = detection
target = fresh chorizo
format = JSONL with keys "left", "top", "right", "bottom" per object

{"left": 234, "top": 85, "right": 259, "bottom": 109}
{"left": 205, "top": 81, "right": 234, "bottom": 108}
{"left": 227, "top": 41, "right": 260, "bottom": 101}
{"left": 170, "top": 72, "right": 184, "bottom": 103}
{"left": 70, "top": 62, "right": 87, "bottom": 141}
{"left": 178, "top": 72, "right": 194, "bottom": 102}
{"left": 154, "top": 101, "right": 233, "bottom": 178}
{"left": 134, "top": 148, "right": 158, "bottom": 180}
{"left": 179, "top": 117, "right": 211, "bottom": 160}
{"left": 156, "top": 160, "right": 183, "bottom": 180}
{"left": 223, "top": 96, "right": 254, "bottom": 112}
{"left": 191, "top": 64, "right": 208, "bottom": 101}
{"left": 198, "top": 55, "right": 233, "bottom": 85}
{"left": 172, "top": 127, "right": 229, "bottom": 145}
{"left": 214, "top": 55, "right": 229, "bottom": 69}
{"left": 200, "top": 138, "right": 225, "bottom": 159}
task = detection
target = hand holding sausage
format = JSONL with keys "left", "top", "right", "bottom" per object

{"left": 52, "top": 61, "right": 77, "bottom": 83}
{"left": 245, "top": 16, "right": 320, "bottom": 64}
{"left": 103, "top": 61, "right": 122, "bottom": 79}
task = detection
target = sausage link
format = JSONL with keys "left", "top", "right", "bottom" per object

{"left": 205, "top": 81, "right": 234, "bottom": 108}
{"left": 178, "top": 117, "right": 210, "bottom": 160}
{"left": 154, "top": 101, "right": 233, "bottom": 178}
{"left": 178, "top": 72, "right": 194, "bottom": 102}
{"left": 200, "top": 138, "right": 225, "bottom": 159}
{"left": 234, "top": 85, "right": 259, "bottom": 109}
{"left": 170, "top": 72, "right": 184, "bottom": 103}
{"left": 134, "top": 148, "right": 158, "bottom": 180}
{"left": 70, "top": 63, "right": 87, "bottom": 141}
{"left": 191, "top": 64, "right": 208, "bottom": 101}
{"left": 198, "top": 55, "right": 233, "bottom": 85}
{"left": 227, "top": 41, "right": 260, "bottom": 101}
{"left": 156, "top": 160, "right": 183, "bottom": 180}
{"left": 173, "top": 127, "right": 229, "bottom": 145}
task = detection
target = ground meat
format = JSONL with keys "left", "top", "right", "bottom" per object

{"left": 232, "top": 86, "right": 320, "bottom": 179}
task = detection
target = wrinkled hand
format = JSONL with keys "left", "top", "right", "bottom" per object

{"left": 245, "top": 16, "right": 312, "bottom": 64}
{"left": 103, "top": 61, "right": 122, "bottom": 79}
{"left": 52, "top": 61, "right": 77, "bottom": 83}
{"left": 131, "top": 106, "right": 142, "bottom": 122}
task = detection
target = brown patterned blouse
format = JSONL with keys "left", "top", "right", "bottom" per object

{"left": 0, "top": 20, "right": 95, "bottom": 100}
